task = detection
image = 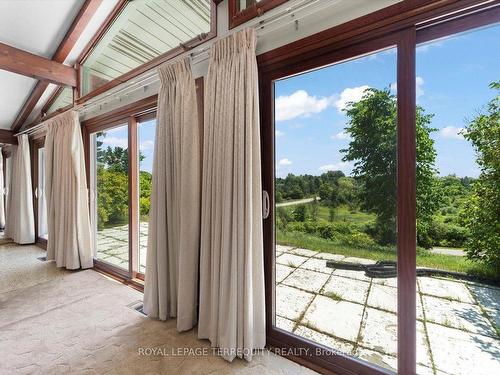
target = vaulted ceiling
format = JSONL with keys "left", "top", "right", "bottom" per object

{"left": 0, "top": 0, "right": 119, "bottom": 130}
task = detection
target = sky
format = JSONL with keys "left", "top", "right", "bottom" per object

{"left": 98, "top": 118, "right": 156, "bottom": 173}
{"left": 275, "top": 23, "right": 500, "bottom": 179}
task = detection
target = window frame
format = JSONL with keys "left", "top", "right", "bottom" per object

{"left": 76, "top": 0, "right": 217, "bottom": 104}
{"left": 258, "top": 2, "right": 500, "bottom": 375}
{"left": 228, "top": 0, "right": 289, "bottom": 29}
{"left": 30, "top": 135, "right": 48, "bottom": 249}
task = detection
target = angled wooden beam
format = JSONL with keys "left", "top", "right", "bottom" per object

{"left": 0, "top": 129, "right": 18, "bottom": 145}
{"left": 10, "top": 0, "right": 103, "bottom": 132}
{"left": 11, "top": 81, "right": 49, "bottom": 133}
{"left": 0, "top": 42, "right": 77, "bottom": 86}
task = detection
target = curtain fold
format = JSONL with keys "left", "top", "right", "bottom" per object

{"left": 143, "top": 58, "right": 201, "bottom": 332}
{"left": 45, "top": 110, "right": 93, "bottom": 269}
{"left": 4, "top": 135, "right": 35, "bottom": 244}
{"left": 0, "top": 148, "right": 5, "bottom": 230}
{"left": 198, "top": 28, "right": 266, "bottom": 362}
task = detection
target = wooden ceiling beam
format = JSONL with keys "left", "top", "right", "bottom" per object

{"left": 0, "top": 42, "right": 77, "bottom": 86}
{"left": 10, "top": 0, "right": 103, "bottom": 132}
{"left": 0, "top": 129, "right": 18, "bottom": 145}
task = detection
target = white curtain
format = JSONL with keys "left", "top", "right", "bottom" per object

{"left": 144, "top": 58, "right": 201, "bottom": 332}
{"left": 4, "top": 135, "right": 35, "bottom": 244}
{"left": 0, "top": 148, "right": 5, "bottom": 230}
{"left": 198, "top": 29, "right": 266, "bottom": 362}
{"left": 45, "top": 110, "right": 93, "bottom": 269}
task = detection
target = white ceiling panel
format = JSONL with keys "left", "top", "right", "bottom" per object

{"left": 0, "top": 0, "right": 84, "bottom": 58}
{"left": 0, "top": 70, "right": 36, "bottom": 129}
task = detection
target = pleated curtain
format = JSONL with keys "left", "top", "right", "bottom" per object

{"left": 0, "top": 148, "right": 5, "bottom": 230}
{"left": 45, "top": 110, "right": 93, "bottom": 269}
{"left": 143, "top": 58, "right": 201, "bottom": 332}
{"left": 198, "top": 29, "right": 266, "bottom": 362}
{"left": 4, "top": 135, "right": 35, "bottom": 244}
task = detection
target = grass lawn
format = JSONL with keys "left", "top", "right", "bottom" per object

{"left": 277, "top": 230, "right": 498, "bottom": 281}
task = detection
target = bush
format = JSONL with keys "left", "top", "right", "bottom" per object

{"left": 292, "top": 205, "right": 307, "bottom": 222}
{"left": 337, "top": 231, "right": 376, "bottom": 248}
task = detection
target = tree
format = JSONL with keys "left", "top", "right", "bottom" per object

{"left": 341, "top": 88, "right": 438, "bottom": 245}
{"left": 461, "top": 82, "right": 500, "bottom": 271}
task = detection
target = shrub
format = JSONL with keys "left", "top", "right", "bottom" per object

{"left": 292, "top": 205, "right": 307, "bottom": 222}
{"left": 337, "top": 231, "right": 376, "bottom": 248}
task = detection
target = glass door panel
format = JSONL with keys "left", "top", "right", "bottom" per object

{"left": 273, "top": 47, "right": 400, "bottom": 371}
{"left": 415, "top": 23, "right": 500, "bottom": 375}
{"left": 138, "top": 118, "right": 156, "bottom": 274}
{"left": 37, "top": 148, "right": 48, "bottom": 240}
{"left": 91, "top": 124, "right": 130, "bottom": 270}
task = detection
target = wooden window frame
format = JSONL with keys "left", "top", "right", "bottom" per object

{"left": 76, "top": 0, "right": 217, "bottom": 104}
{"left": 228, "top": 0, "right": 288, "bottom": 29}
{"left": 30, "top": 135, "right": 48, "bottom": 249}
{"left": 258, "top": 2, "right": 500, "bottom": 374}
{"left": 82, "top": 98, "right": 156, "bottom": 284}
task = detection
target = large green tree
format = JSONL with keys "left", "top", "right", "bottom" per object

{"left": 461, "top": 82, "right": 500, "bottom": 271}
{"left": 341, "top": 88, "right": 438, "bottom": 245}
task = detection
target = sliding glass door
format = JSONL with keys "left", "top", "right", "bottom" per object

{"left": 86, "top": 110, "right": 156, "bottom": 280}
{"left": 90, "top": 124, "right": 130, "bottom": 271}
{"left": 264, "top": 39, "right": 407, "bottom": 374}
{"left": 32, "top": 138, "right": 48, "bottom": 244}
{"left": 261, "top": 9, "right": 500, "bottom": 375}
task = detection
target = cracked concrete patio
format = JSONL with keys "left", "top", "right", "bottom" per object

{"left": 275, "top": 244, "right": 500, "bottom": 375}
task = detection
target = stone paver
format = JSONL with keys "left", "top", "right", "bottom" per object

{"left": 276, "top": 284, "right": 314, "bottom": 321}
{"left": 321, "top": 275, "right": 369, "bottom": 304}
{"left": 290, "top": 248, "right": 319, "bottom": 257}
{"left": 96, "top": 223, "right": 148, "bottom": 272}
{"left": 422, "top": 295, "right": 496, "bottom": 336}
{"left": 273, "top": 244, "right": 500, "bottom": 374}
{"left": 427, "top": 322, "right": 500, "bottom": 375}
{"left": 276, "top": 264, "right": 295, "bottom": 283}
{"left": 301, "top": 257, "right": 334, "bottom": 274}
{"left": 294, "top": 325, "right": 354, "bottom": 355}
{"left": 283, "top": 268, "right": 330, "bottom": 293}
{"left": 418, "top": 276, "right": 474, "bottom": 303}
{"left": 302, "top": 296, "right": 364, "bottom": 342}
{"left": 277, "top": 253, "right": 309, "bottom": 268}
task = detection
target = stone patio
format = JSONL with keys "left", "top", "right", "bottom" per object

{"left": 96, "top": 223, "right": 148, "bottom": 273}
{"left": 275, "top": 244, "right": 500, "bottom": 375}
{"left": 94, "top": 226, "right": 499, "bottom": 374}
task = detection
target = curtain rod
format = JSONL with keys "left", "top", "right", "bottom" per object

{"left": 15, "top": 0, "right": 333, "bottom": 137}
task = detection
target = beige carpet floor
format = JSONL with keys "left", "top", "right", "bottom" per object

{"left": 0, "top": 243, "right": 317, "bottom": 375}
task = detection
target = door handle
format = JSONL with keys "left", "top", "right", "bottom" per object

{"left": 262, "top": 190, "right": 270, "bottom": 219}
{"left": 34, "top": 187, "right": 39, "bottom": 199}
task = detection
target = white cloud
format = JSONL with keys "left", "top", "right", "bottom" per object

{"left": 102, "top": 137, "right": 128, "bottom": 148}
{"left": 278, "top": 158, "right": 292, "bottom": 166}
{"left": 140, "top": 140, "right": 154, "bottom": 150}
{"left": 331, "top": 131, "right": 350, "bottom": 140}
{"left": 275, "top": 130, "right": 285, "bottom": 137}
{"left": 440, "top": 126, "right": 465, "bottom": 140}
{"left": 390, "top": 76, "right": 425, "bottom": 98}
{"left": 318, "top": 161, "right": 351, "bottom": 173}
{"left": 275, "top": 90, "right": 331, "bottom": 121}
{"left": 335, "top": 85, "right": 371, "bottom": 113}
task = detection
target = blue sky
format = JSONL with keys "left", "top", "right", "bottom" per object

{"left": 275, "top": 23, "right": 500, "bottom": 179}
{"left": 98, "top": 118, "right": 156, "bottom": 173}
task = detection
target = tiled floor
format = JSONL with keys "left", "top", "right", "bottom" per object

{"left": 275, "top": 245, "right": 500, "bottom": 375}
{"left": 96, "top": 223, "right": 148, "bottom": 272}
